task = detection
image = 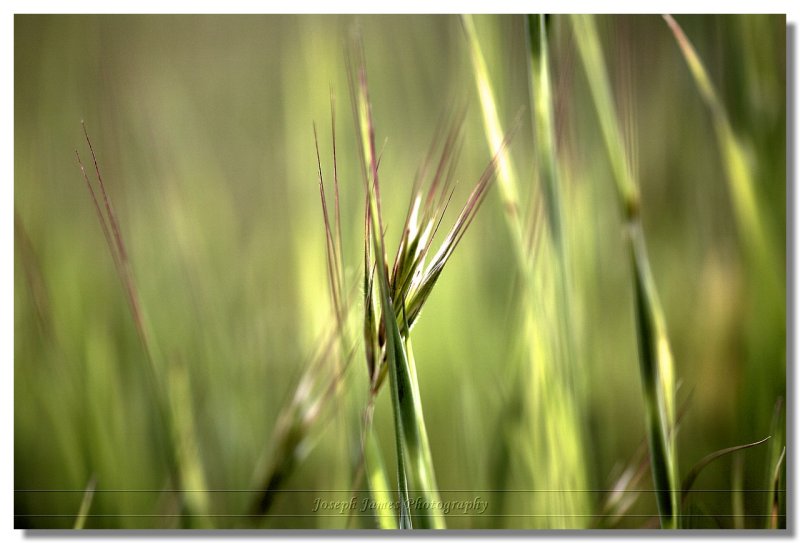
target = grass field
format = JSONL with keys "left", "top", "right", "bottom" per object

{"left": 14, "top": 14, "right": 786, "bottom": 529}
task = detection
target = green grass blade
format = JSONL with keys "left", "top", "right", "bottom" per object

{"left": 167, "top": 357, "right": 212, "bottom": 528}
{"left": 769, "top": 447, "right": 785, "bottom": 529}
{"left": 403, "top": 335, "right": 444, "bottom": 523}
{"left": 73, "top": 476, "right": 96, "bottom": 530}
{"left": 525, "top": 12, "right": 583, "bottom": 414}
{"left": 569, "top": 16, "right": 639, "bottom": 215}
{"left": 461, "top": 15, "right": 521, "bottom": 217}
{"left": 629, "top": 229, "right": 678, "bottom": 528}
{"left": 464, "top": 14, "right": 591, "bottom": 528}
{"left": 571, "top": 14, "right": 679, "bottom": 529}
{"left": 732, "top": 455, "right": 745, "bottom": 529}
{"left": 764, "top": 399, "right": 785, "bottom": 528}
{"left": 461, "top": 15, "right": 528, "bottom": 273}
{"left": 680, "top": 436, "right": 771, "bottom": 506}
{"left": 662, "top": 15, "right": 778, "bottom": 292}
{"left": 353, "top": 50, "right": 445, "bottom": 530}
{"left": 527, "top": 14, "right": 563, "bottom": 248}
{"left": 364, "top": 426, "right": 398, "bottom": 529}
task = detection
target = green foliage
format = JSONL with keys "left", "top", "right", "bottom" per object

{"left": 14, "top": 14, "right": 785, "bottom": 530}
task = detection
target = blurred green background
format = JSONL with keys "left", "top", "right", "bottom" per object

{"left": 14, "top": 14, "right": 785, "bottom": 529}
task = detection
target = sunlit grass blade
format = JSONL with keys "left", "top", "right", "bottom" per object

{"left": 569, "top": 17, "right": 638, "bottom": 213}
{"left": 460, "top": 15, "right": 528, "bottom": 271}
{"left": 571, "top": 14, "right": 679, "bottom": 529}
{"left": 73, "top": 475, "right": 96, "bottom": 530}
{"left": 463, "top": 14, "right": 591, "bottom": 528}
{"left": 525, "top": 11, "right": 583, "bottom": 432}
{"left": 662, "top": 15, "right": 779, "bottom": 292}
{"left": 363, "top": 426, "right": 398, "bottom": 529}
{"left": 166, "top": 356, "right": 211, "bottom": 526}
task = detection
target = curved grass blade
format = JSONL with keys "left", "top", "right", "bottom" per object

{"left": 680, "top": 436, "right": 771, "bottom": 507}
{"left": 764, "top": 399, "right": 785, "bottom": 528}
